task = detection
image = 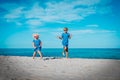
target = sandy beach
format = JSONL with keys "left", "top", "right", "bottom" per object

{"left": 0, "top": 56, "right": 120, "bottom": 80}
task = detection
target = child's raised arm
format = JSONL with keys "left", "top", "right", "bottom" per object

{"left": 57, "top": 36, "right": 62, "bottom": 40}
{"left": 40, "top": 41, "right": 42, "bottom": 47}
{"left": 32, "top": 42, "right": 36, "bottom": 48}
{"left": 69, "top": 34, "right": 72, "bottom": 39}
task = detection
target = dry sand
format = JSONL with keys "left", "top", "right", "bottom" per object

{"left": 0, "top": 56, "right": 120, "bottom": 80}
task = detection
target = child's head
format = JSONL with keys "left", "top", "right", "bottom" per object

{"left": 63, "top": 27, "right": 68, "bottom": 33}
{"left": 33, "top": 33, "right": 39, "bottom": 39}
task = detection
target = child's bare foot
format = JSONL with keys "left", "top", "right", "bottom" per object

{"left": 62, "top": 52, "right": 65, "bottom": 56}
{"left": 40, "top": 57, "right": 42, "bottom": 60}
{"left": 66, "top": 57, "right": 69, "bottom": 59}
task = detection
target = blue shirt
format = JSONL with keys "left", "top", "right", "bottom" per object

{"left": 33, "top": 39, "right": 41, "bottom": 47}
{"left": 62, "top": 33, "right": 70, "bottom": 46}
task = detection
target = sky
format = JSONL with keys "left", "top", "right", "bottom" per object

{"left": 0, "top": 0, "right": 120, "bottom": 48}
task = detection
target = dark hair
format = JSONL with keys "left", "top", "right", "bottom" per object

{"left": 64, "top": 27, "right": 68, "bottom": 31}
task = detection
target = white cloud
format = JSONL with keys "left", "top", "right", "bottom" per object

{"left": 31, "top": 29, "right": 47, "bottom": 33}
{"left": 70, "top": 29, "right": 116, "bottom": 35}
{"left": 3, "top": 6, "right": 24, "bottom": 26}
{"left": 55, "top": 28, "right": 64, "bottom": 31}
{"left": 2, "top": 0, "right": 112, "bottom": 26}
{"left": 26, "top": 19, "right": 42, "bottom": 26}
{"left": 24, "top": 3, "right": 45, "bottom": 19}
{"left": 100, "top": 30, "right": 116, "bottom": 33}
{"left": 70, "top": 29, "right": 95, "bottom": 34}
{"left": 16, "top": 22, "right": 22, "bottom": 26}
{"left": 4, "top": 7, "right": 24, "bottom": 19}
{"left": 86, "top": 24, "right": 99, "bottom": 27}
{"left": 29, "top": 0, "right": 97, "bottom": 22}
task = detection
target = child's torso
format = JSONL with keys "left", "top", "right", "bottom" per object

{"left": 62, "top": 33, "right": 69, "bottom": 42}
{"left": 33, "top": 39, "right": 41, "bottom": 47}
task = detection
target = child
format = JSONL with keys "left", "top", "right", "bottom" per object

{"left": 32, "top": 33, "right": 42, "bottom": 59}
{"left": 57, "top": 27, "right": 72, "bottom": 58}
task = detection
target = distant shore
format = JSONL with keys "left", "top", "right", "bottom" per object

{"left": 0, "top": 56, "right": 120, "bottom": 80}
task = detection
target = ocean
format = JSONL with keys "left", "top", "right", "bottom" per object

{"left": 0, "top": 48, "right": 120, "bottom": 59}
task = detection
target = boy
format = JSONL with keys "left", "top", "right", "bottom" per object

{"left": 32, "top": 33, "right": 42, "bottom": 59}
{"left": 57, "top": 27, "right": 72, "bottom": 58}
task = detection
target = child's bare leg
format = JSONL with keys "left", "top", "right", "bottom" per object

{"left": 33, "top": 51, "right": 36, "bottom": 59}
{"left": 62, "top": 46, "right": 67, "bottom": 56}
{"left": 38, "top": 51, "right": 43, "bottom": 59}
{"left": 66, "top": 52, "right": 68, "bottom": 58}
{"left": 64, "top": 46, "right": 67, "bottom": 50}
{"left": 64, "top": 47, "right": 68, "bottom": 58}
{"left": 62, "top": 49, "right": 65, "bottom": 56}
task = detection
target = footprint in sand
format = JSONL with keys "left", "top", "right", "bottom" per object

{"left": 10, "top": 78, "right": 17, "bottom": 80}
{"left": 44, "top": 65, "right": 48, "bottom": 67}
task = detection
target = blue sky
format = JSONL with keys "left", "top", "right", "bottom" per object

{"left": 0, "top": 0, "right": 120, "bottom": 48}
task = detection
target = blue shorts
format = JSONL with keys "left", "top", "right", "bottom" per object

{"left": 63, "top": 44, "right": 68, "bottom": 47}
{"left": 34, "top": 47, "right": 41, "bottom": 52}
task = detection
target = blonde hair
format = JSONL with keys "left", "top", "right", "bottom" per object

{"left": 32, "top": 33, "right": 39, "bottom": 39}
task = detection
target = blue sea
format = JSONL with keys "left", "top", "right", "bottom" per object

{"left": 0, "top": 48, "right": 120, "bottom": 59}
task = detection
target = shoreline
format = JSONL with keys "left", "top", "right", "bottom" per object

{"left": 0, "top": 55, "right": 120, "bottom": 60}
{"left": 0, "top": 56, "right": 120, "bottom": 80}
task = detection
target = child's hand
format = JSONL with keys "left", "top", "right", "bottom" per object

{"left": 57, "top": 36, "right": 62, "bottom": 39}
{"left": 69, "top": 34, "right": 72, "bottom": 39}
{"left": 57, "top": 36, "right": 59, "bottom": 39}
{"left": 34, "top": 46, "right": 36, "bottom": 49}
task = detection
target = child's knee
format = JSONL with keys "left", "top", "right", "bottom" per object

{"left": 64, "top": 48, "right": 66, "bottom": 51}
{"left": 64, "top": 46, "right": 67, "bottom": 49}
{"left": 34, "top": 51, "right": 36, "bottom": 53}
{"left": 64, "top": 47, "right": 68, "bottom": 52}
{"left": 37, "top": 51, "right": 41, "bottom": 54}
